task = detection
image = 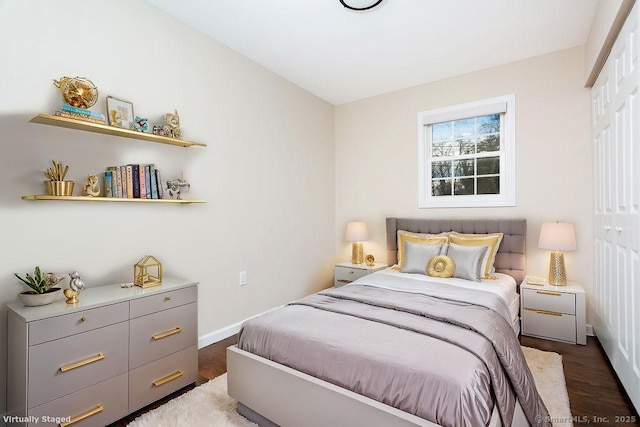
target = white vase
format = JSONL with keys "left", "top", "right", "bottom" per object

{"left": 18, "top": 287, "right": 62, "bottom": 307}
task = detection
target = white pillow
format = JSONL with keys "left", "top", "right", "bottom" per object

{"left": 448, "top": 232, "right": 503, "bottom": 279}
{"left": 395, "top": 230, "right": 449, "bottom": 269}
{"left": 445, "top": 243, "right": 488, "bottom": 282}
{"left": 401, "top": 241, "right": 445, "bottom": 275}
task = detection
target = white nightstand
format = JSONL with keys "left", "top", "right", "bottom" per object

{"left": 520, "top": 281, "right": 586, "bottom": 345}
{"left": 334, "top": 262, "right": 387, "bottom": 287}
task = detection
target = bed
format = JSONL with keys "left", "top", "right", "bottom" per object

{"left": 227, "top": 218, "right": 549, "bottom": 427}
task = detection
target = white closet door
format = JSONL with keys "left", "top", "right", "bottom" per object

{"left": 592, "top": 2, "right": 640, "bottom": 412}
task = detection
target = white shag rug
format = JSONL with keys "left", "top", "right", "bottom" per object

{"left": 522, "top": 346, "right": 573, "bottom": 427}
{"left": 129, "top": 346, "right": 571, "bottom": 427}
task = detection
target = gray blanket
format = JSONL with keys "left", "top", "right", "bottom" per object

{"left": 238, "top": 275, "right": 550, "bottom": 427}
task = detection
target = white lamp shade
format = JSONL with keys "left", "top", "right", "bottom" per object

{"left": 345, "top": 222, "right": 369, "bottom": 242}
{"left": 538, "top": 222, "right": 577, "bottom": 251}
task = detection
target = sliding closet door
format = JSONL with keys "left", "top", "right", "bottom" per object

{"left": 592, "top": 2, "right": 640, "bottom": 412}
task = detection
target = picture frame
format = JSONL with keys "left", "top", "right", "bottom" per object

{"left": 106, "top": 96, "right": 134, "bottom": 129}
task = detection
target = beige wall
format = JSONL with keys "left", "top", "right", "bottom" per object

{"left": 335, "top": 46, "right": 594, "bottom": 320}
{"left": 0, "top": 0, "right": 335, "bottom": 413}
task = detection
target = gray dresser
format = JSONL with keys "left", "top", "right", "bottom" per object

{"left": 7, "top": 277, "right": 198, "bottom": 427}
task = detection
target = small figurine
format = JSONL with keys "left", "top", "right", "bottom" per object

{"left": 133, "top": 116, "right": 149, "bottom": 133}
{"left": 64, "top": 271, "right": 85, "bottom": 304}
{"left": 165, "top": 110, "right": 181, "bottom": 139}
{"left": 152, "top": 124, "right": 172, "bottom": 137}
{"left": 165, "top": 177, "right": 190, "bottom": 199}
{"left": 82, "top": 174, "right": 100, "bottom": 197}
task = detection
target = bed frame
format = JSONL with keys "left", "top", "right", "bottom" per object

{"left": 227, "top": 217, "right": 528, "bottom": 427}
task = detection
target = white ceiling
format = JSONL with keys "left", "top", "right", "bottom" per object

{"left": 144, "top": 0, "right": 598, "bottom": 105}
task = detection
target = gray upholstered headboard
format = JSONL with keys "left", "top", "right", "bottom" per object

{"left": 386, "top": 218, "right": 527, "bottom": 285}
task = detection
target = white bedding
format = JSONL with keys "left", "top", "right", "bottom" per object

{"left": 357, "top": 268, "right": 520, "bottom": 327}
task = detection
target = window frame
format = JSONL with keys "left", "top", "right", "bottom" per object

{"left": 417, "top": 94, "right": 516, "bottom": 208}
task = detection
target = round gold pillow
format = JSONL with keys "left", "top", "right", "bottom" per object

{"left": 427, "top": 255, "right": 456, "bottom": 278}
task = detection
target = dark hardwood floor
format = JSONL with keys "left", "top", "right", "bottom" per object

{"left": 519, "top": 335, "right": 639, "bottom": 426}
{"left": 112, "top": 334, "right": 638, "bottom": 426}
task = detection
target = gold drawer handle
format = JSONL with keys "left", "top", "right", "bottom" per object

{"left": 536, "top": 290, "right": 562, "bottom": 296}
{"left": 152, "top": 326, "right": 183, "bottom": 340}
{"left": 59, "top": 404, "right": 104, "bottom": 427}
{"left": 337, "top": 279, "right": 351, "bottom": 284}
{"left": 60, "top": 352, "right": 105, "bottom": 373}
{"left": 153, "top": 370, "right": 183, "bottom": 387}
{"left": 524, "top": 307, "right": 563, "bottom": 316}
{"left": 164, "top": 296, "right": 171, "bottom": 301}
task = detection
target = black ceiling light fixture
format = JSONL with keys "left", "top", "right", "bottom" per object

{"left": 339, "top": 0, "right": 384, "bottom": 11}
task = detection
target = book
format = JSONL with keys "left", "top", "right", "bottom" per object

{"left": 155, "top": 169, "right": 164, "bottom": 199}
{"left": 126, "top": 165, "right": 134, "bottom": 198}
{"left": 105, "top": 166, "right": 118, "bottom": 197}
{"left": 131, "top": 164, "right": 140, "bottom": 198}
{"left": 149, "top": 164, "right": 159, "bottom": 199}
{"left": 144, "top": 165, "right": 152, "bottom": 199}
{"left": 61, "top": 105, "right": 106, "bottom": 120}
{"left": 120, "top": 165, "right": 128, "bottom": 198}
{"left": 139, "top": 164, "right": 147, "bottom": 199}
{"left": 54, "top": 110, "right": 105, "bottom": 124}
{"left": 104, "top": 171, "right": 113, "bottom": 198}
{"left": 115, "top": 166, "right": 123, "bottom": 198}
{"left": 53, "top": 110, "right": 105, "bottom": 124}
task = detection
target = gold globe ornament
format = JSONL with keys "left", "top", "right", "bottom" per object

{"left": 53, "top": 76, "right": 98, "bottom": 109}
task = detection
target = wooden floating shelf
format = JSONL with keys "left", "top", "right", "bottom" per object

{"left": 22, "top": 195, "right": 206, "bottom": 204}
{"left": 29, "top": 114, "right": 207, "bottom": 148}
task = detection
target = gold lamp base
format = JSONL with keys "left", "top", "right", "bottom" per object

{"left": 548, "top": 251, "right": 567, "bottom": 286}
{"left": 351, "top": 242, "right": 364, "bottom": 264}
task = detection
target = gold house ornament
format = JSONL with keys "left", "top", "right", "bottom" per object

{"left": 134, "top": 255, "right": 163, "bottom": 288}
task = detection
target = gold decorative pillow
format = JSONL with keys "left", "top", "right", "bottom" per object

{"left": 427, "top": 255, "right": 456, "bottom": 278}
{"left": 395, "top": 230, "right": 449, "bottom": 269}
{"left": 448, "top": 232, "right": 503, "bottom": 279}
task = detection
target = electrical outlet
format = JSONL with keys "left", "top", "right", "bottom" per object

{"left": 239, "top": 271, "right": 247, "bottom": 286}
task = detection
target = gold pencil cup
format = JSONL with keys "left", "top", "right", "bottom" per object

{"left": 45, "top": 180, "right": 75, "bottom": 196}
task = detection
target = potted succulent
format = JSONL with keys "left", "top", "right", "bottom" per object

{"left": 14, "top": 266, "right": 65, "bottom": 306}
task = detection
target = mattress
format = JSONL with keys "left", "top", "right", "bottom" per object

{"left": 237, "top": 271, "right": 548, "bottom": 427}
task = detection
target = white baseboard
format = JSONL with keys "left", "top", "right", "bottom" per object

{"left": 198, "top": 322, "right": 243, "bottom": 348}
{"left": 586, "top": 324, "right": 594, "bottom": 336}
{"left": 198, "top": 305, "right": 284, "bottom": 349}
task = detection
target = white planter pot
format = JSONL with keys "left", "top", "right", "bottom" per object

{"left": 18, "top": 287, "right": 62, "bottom": 306}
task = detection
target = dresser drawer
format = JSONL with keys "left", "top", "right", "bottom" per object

{"left": 28, "top": 373, "right": 128, "bottom": 427}
{"left": 130, "top": 285, "right": 197, "bottom": 319}
{"left": 521, "top": 288, "right": 575, "bottom": 315}
{"left": 129, "top": 302, "right": 197, "bottom": 369}
{"left": 522, "top": 309, "right": 576, "bottom": 343}
{"left": 28, "top": 322, "right": 128, "bottom": 408}
{"left": 129, "top": 345, "right": 198, "bottom": 412}
{"left": 29, "top": 302, "right": 129, "bottom": 345}
{"left": 334, "top": 266, "right": 367, "bottom": 287}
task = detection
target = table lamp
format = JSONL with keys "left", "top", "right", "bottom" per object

{"left": 345, "top": 222, "right": 369, "bottom": 264}
{"left": 538, "top": 222, "right": 576, "bottom": 286}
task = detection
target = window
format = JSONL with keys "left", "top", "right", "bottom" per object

{"left": 418, "top": 95, "right": 515, "bottom": 208}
